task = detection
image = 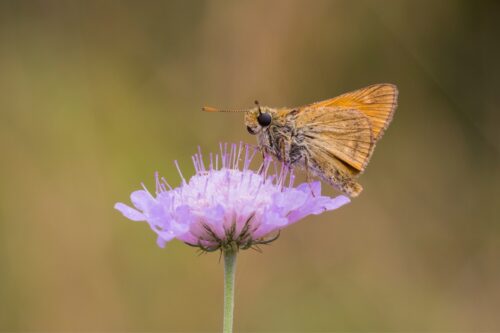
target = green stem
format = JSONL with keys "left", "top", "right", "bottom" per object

{"left": 223, "top": 249, "right": 237, "bottom": 333}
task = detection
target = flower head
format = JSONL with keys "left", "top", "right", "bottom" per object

{"left": 115, "top": 143, "right": 350, "bottom": 252}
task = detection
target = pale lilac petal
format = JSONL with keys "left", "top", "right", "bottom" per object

{"left": 296, "top": 181, "right": 322, "bottom": 196}
{"left": 271, "top": 190, "right": 307, "bottom": 214}
{"left": 324, "top": 195, "right": 350, "bottom": 210}
{"left": 233, "top": 204, "right": 259, "bottom": 236}
{"left": 170, "top": 221, "right": 190, "bottom": 235}
{"left": 155, "top": 231, "right": 176, "bottom": 247}
{"left": 156, "top": 236, "right": 167, "bottom": 248}
{"left": 130, "top": 190, "right": 155, "bottom": 211}
{"left": 176, "top": 232, "right": 199, "bottom": 245}
{"left": 288, "top": 195, "right": 350, "bottom": 224}
{"left": 114, "top": 202, "right": 145, "bottom": 221}
{"left": 252, "top": 210, "right": 289, "bottom": 239}
{"left": 202, "top": 204, "right": 226, "bottom": 239}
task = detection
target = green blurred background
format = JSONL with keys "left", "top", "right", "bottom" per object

{"left": 1, "top": 0, "right": 499, "bottom": 331}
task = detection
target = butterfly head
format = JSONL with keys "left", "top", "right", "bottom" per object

{"left": 244, "top": 100, "right": 274, "bottom": 135}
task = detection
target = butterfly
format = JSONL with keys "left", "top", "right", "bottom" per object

{"left": 203, "top": 83, "right": 398, "bottom": 197}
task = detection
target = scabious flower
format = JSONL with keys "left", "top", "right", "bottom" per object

{"left": 115, "top": 143, "right": 350, "bottom": 252}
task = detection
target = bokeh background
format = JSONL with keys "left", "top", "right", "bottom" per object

{"left": 1, "top": 0, "right": 499, "bottom": 331}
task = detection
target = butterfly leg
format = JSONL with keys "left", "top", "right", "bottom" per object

{"left": 280, "top": 141, "right": 289, "bottom": 166}
{"left": 304, "top": 156, "right": 316, "bottom": 197}
{"left": 257, "top": 147, "right": 267, "bottom": 175}
{"left": 257, "top": 144, "right": 275, "bottom": 175}
{"left": 280, "top": 135, "right": 295, "bottom": 166}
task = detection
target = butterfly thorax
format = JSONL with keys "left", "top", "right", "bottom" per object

{"left": 254, "top": 108, "right": 308, "bottom": 165}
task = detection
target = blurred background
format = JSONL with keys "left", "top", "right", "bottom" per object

{"left": 1, "top": 0, "right": 499, "bottom": 331}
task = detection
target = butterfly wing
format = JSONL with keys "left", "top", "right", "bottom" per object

{"left": 295, "top": 106, "right": 374, "bottom": 172}
{"left": 306, "top": 83, "right": 398, "bottom": 141}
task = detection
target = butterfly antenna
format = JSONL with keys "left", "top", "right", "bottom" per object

{"left": 255, "top": 100, "right": 262, "bottom": 115}
{"left": 201, "top": 106, "right": 249, "bottom": 113}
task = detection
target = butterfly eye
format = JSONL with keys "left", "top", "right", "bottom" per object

{"left": 257, "top": 112, "right": 272, "bottom": 127}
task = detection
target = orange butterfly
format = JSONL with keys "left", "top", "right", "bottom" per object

{"left": 203, "top": 84, "right": 398, "bottom": 197}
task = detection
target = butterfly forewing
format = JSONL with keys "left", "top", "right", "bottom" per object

{"left": 307, "top": 83, "right": 398, "bottom": 140}
{"left": 296, "top": 107, "right": 374, "bottom": 172}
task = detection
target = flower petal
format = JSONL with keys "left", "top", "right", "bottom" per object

{"left": 271, "top": 189, "right": 307, "bottom": 214}
{"left": 114, "top": 202, "right": 145, "bottom": 221}
{"left": 155, "top": 231, "right": 177, "bottom": 247}
{"left": 324, "top": 195, "right": 350, "bottom": 210}
{"left": 156, "top": 236, "right": 167, "bottom": 248}
{"left": 252, "top": 209, "right": 289, "bottom": 239}
{"left": 202, "top": 204, "right": 226, "bottom": 239}
{"left": 288, "top": 195, "right": 350, "bottom": 224}
{"left": 296, "top": 181, "right": 322, "bottom": 197}
{"left": 131, "top": 190, "right": 155, "bottom": 212}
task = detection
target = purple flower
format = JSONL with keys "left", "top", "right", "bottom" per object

{"left": 115, "top": 143, "right": 350, "bottom": 251}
